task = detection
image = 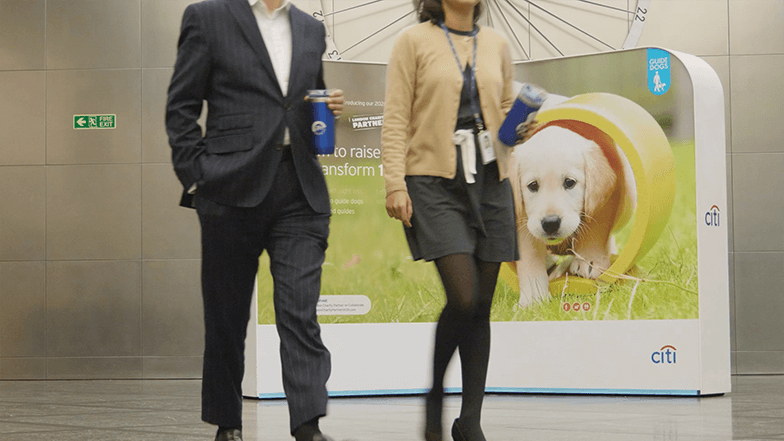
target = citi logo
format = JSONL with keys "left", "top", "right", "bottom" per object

{"left": 705, "top": 205, "right": 720, "bottom": 227}
{"left": 651, "top": 345, "right": 677, "bottom": 364}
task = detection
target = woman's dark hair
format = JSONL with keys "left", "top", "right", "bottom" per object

{"left": 415, "top": 0, "right": 483, "bottom": 25}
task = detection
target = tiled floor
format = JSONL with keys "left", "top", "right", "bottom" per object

{"left": 0, "top": 375, "right": 782, "bottom": 440}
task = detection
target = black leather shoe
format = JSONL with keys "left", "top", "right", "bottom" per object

{"left": 215, "top": 428, "right": 243, "bottom": 441}
{"left": 451, "top": 418, "right": 486, "bottom": 441}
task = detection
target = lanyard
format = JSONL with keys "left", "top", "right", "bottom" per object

{"left": 439, "top": 22, "right": 485, "bottom": 132}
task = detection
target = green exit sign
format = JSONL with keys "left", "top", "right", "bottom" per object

{"left": 73, "top": 114, "right": 116, "bottom": 130}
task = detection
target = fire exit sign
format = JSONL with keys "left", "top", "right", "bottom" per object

{"left": 73, "top": 114, "right": 116, "bottom": 130}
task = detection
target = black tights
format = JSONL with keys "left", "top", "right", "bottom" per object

{"left": 430, "top": 253, "right": 499, "bottom": 429}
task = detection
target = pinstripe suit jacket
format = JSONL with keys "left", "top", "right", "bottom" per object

{"left": 166, "top": 0, "right": 330, "bottom": 213}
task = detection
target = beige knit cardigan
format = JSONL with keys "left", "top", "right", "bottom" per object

{"left": 381, "top": 21, "right": 514, "bottom": 197}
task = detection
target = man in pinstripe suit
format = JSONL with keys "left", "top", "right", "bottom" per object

{"left": 166, "top": 1, "right": 343, "bottom": 440}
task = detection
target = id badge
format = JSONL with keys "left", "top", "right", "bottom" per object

{"left": 477, "top": 130, "right": 496, "bottom": 164}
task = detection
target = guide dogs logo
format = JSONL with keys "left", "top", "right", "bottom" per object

{"left": 705, "top": 205, "right": 720, "bottom": 227}
{"left": 651, "top": 345, "right": 677, "bottom": 364}
{"left": 647, "top": 48, "right": 671, "bottom": 96}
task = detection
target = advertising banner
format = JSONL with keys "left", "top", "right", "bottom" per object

{"left": 244, "top": 48, "right": 730, "bottom": 398}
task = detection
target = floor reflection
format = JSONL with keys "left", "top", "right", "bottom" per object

{"left": 1, "top": 376, "right": 783, "bottom": 440}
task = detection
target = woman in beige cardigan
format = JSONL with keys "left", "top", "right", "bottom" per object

{"left": 382, "top": 1, "right": 516, "bottom": 440}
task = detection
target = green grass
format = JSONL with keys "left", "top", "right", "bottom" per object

{"left": 258, "top": 141, "right": 698, "bottom": 324}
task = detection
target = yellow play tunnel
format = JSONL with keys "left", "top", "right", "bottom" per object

{"left": 500, "top": 92, "right": 676, "bottom": 294}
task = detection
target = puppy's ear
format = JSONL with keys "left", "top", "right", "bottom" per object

{"left": 507, "top": 150, "right": 527, "bottom": 225}
{"left": 583, "top": 141, "right": 617, "bottom": 216}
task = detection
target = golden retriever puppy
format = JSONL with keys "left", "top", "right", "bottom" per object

{"left": 508, "top": 119, "right": 635, "bottom": 308}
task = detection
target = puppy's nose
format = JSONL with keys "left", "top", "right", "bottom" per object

{"left": 541, "top": 216, "right": 561, "bottom": 235}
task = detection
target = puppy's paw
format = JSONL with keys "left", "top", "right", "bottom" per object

{"left": 569, "top": 253, "right": 610, "bottom": 279}
{"left": 517, "top": 275, "right": 551, "bottom": 308}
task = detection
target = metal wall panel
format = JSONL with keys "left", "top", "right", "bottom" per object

{"left": 0, "top": 166, "right": 46, "bottom": 260}
{"left": 730, "top": 55, "right": 784, "bottom": 154}
{"left": 637, "top": 0, "right": 729, "bottom": 56}
{"left": 0, "top": 358, "right": 47, "bottom": 380}
{"left": 734, "top": 252, "right": 784, "bottom": 352}
{"left": 142, "top": 259, "right": 203, "bottom": 356}
{"left": 46, "top": 260, "right": 142, "bottom": 357}
{"left": 0, "top": 71, "right": 46, "bottom": 165}
{"left": 0, "top": 262, "right": 46, "bottom": 357}
{"left": 46, "top": 165, "right": 142, "bottom": 260}
{"left": 0, "top": 0, "right": 45, "bottom": 70}
{"left": 735, "top": 351, "right": 784, "bottom": 375}
{"left": 141, "top": 0, "right": 198, "bottom": 68}
{"left": 729, "top": 253, "right": 736, "bottom": 373}
{"left": 46, "top": 69, "right": 142, "bottom": 165}
{"left": 731, "top": 153, "right": 784, "bottom": 252}
{"left": 726, "top": 154, "right": 734, "bottom": 253}
{"left": 46, "top": 0, "right": 141, "bottom": 70}
{"left": 47, "top": 357, "right": 142, "bottom": 379}
{"left": 143, "top": 356, "right": 203, "bottom": 379}
{"left": 142, "top": 164, "right": 201, "bottom": 259}
{"left": 729, "top": 0, "right": 784, "bottom": 55}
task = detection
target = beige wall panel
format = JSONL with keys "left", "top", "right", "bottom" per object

{"left": 46, "top": 165, "right": 141, "bottom": 260}
{"left": 0, "top": 71, "right": 46, "bottom": 165}
{"left": 0, "top": 166, "right": 46, "bottom": 260}
{"left": 46, "top": 0, "right": 141, "bottom": 70}
{"left": 142, "top": 259, "right": 203, "bottom": 357}
{"left": 46, "top": 260, "right": 141, "bottom": 358}
{"left": 143, "top": 68, "right": 175, "bottom": 164}
{"left": 733, "top": 252, "right": 784, "bottom": 352}
{"left": 0, "top": 358, "right": 46, "bottom": 380}
{"left": 143, "top": 356, "right": 202, "bottom": 379}
{"left": 637, "top": 0, "right": 729, "bottom": 56}
{"left": 735, "top": 351, "right": 784, "bottom": 375}
{"left": 730, "top": 55, "right": 784, "bottom": 153}
{"left": 47, "top": 357, "right": 142, "bottom": 379}
{"left": 729, "top": 0, "right": 784, "bottom": 55}
{"left": 731, "top": 153, "right": 784, "bottom": 252}
{"left": 0, "top": 0, "right": 45, "bottom": 70}
{"left": 46, "top": 69, "right": 142, "bottom": 165}
{"left": 142, "top": 164, "right": 201, "bottom": 259}
{"left": 142, "top": 0, "right": 198, "bottom": 68}
{"left": 0, "top": 262, "right": 46, "bottom": 357}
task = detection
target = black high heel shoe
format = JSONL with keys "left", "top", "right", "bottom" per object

{"left": 425, "top": 390, "right": 443, "bottom": 441}
{"left": 451, "top": 418, "right": 486, "bottom": 441}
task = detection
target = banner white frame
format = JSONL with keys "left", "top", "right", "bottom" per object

{"left": 243, "top": 48, "right": 730, "bottom": 399}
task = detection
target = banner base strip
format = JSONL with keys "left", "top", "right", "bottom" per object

{"left": 251, "top": 387, "right": 701, "bottom": 399}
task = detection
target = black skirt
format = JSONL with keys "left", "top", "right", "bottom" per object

{"left": 404, "top": 144, "right": 519, "bottom": 262}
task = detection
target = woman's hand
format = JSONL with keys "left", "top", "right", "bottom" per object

{"left": 386, "top": 191, "right": 412, "bottom": 227}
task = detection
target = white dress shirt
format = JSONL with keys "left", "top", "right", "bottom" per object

{"left": 250, "top": 0, "right": 293, "bottom": 144}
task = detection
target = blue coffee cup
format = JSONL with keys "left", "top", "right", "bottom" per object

{"left": 498, "top": 83, "right": 548, "bottom": 146}
{"left": 308, "top": 89, "right": 335, "bottom": 155}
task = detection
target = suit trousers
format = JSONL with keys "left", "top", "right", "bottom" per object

{"left": 195, "top": 156, "right": 331, "bottom": 433}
